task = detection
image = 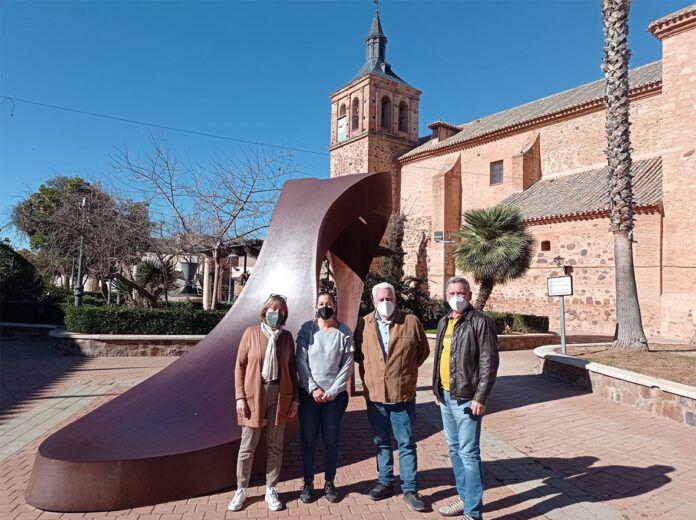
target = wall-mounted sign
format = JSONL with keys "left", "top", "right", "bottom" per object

{"left": 433, "top": 230, "right": 444, "bottom": 242}
{"left": 547, "top": 275, "right": 573, "bottom": 297}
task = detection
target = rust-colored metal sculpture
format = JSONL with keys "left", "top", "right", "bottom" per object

{"left": 26, "top": 172, "right": 392, "bottom": 512}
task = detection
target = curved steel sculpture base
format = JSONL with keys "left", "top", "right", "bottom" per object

{"left": 26, "top": 172, "right": 392, "bottom": 512}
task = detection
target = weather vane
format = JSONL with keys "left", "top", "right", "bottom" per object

{"left": 374, "top": 0, "right": 379, "bottom": 12}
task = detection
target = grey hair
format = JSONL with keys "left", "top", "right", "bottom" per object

{"left": 444, "top": 276, "right": 470, "bottom": 296}
{"left": 372, "top": 282, "right": 396, "bottom": 299}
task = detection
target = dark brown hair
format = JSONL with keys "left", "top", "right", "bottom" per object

{"left": 316, "top": 291, "right": 337, "bottom": 306}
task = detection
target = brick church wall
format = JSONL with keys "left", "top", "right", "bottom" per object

{"left": 657, "top": 24, "right": 696, "bottom": 340}
{"left": 483, "top": 212, "right": 662, "bottom": 336}
{"left": 399, "top": 92, "right": 668, "bottom": 335}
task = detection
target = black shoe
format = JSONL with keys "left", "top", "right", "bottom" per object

{"left": 403, "top": 492, "right": 426, "bottom": 512}
{"left": 324, "top": 480, "right": 339, "bottom": 503}
{"left": 368, "top": 482, "right": 394, "bottom": 501}
{"left": 300, "top": 482, "right": 315, "bottom": 503}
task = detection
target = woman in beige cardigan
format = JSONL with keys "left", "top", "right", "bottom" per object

{"left": 228, "top": 295, "right": 299, "bottom": 512}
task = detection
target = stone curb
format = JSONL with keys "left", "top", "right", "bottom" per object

{"left": 0, "top": 322, "right": 58, "bottom": 329}
{"left": 534, "top": 343, "right": 696, "bottom": 400}
{"left": 48, "top": 329, "right": 206, "bottom": 341}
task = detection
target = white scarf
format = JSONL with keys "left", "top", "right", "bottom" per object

{"left": 260, "top": 322, "right": 281, "bottom": 382}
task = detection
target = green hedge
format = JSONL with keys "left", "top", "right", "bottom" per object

{"left": 484, "top": 310, "right": 549, "bottom": 334}
{"left": 64, "top": 305, "right": 227, "bottom": 334}
{"left": 0, "top": 300, "right": 66, "bottom": 325}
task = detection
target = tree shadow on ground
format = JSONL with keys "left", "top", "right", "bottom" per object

{"left": 0, "top": 340, "right": 89, "bottom": 420}
{"left": 481, "top": 456, "right": 674, "bottom": 519}
{"left": 304, "top": 457, "right": 673, "bottom": 518}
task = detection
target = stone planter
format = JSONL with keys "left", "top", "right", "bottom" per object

{"left": 427, "top": 332, "right": 558, "bottom": 352}
{"left": 49, "top": 329, "right": 205, "bottom": 357}
{"left": 535, "top": 344, "right": 696, "bottom": 427}
{"left": 1, "top": 322, "right": 58, "bottom": 341}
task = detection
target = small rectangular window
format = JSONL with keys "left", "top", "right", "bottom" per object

{"left": 490, "top": 160, "right": 504, "bottom": 185}
{"left": 541, "top": 240, "right": 551, "bottom": 251}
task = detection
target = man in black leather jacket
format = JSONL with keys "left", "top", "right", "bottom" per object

{"left": 432, "top": 276, "right": 499, "bottom": 520}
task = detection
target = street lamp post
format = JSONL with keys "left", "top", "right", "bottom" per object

{"left": 74, "top": 185, "right": 90, "bottom": 307}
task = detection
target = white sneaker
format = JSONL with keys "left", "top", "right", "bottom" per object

{"left": 265, "top": 486, "right": 283, "bottom": 511}
{"left": 227, "top": 488, "right": 247, "bottom": 511}
{"left": 438, "top": 498, "right": 465, "bottom": 517}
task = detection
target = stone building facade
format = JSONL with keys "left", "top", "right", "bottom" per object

{"left": 329, "top": 5, "right": 696, "bottom": 340}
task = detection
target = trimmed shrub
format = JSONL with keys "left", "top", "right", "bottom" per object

{"left": 63, "top": 305, "right": 227, "bottom": 335}
{"left": 61, "top": 291, "right": 106, "bottom": 307}
{"left": 0, "top": 300, "right": 65, "bottom": 325}
{"left": 484, "top": 310, "right": 549, "bottom": 334}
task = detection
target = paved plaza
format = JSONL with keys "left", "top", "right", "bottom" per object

{"left": 2, "top": 338, "right": 695, "bottom": 520}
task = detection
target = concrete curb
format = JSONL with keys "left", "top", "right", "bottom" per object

{"left": 48, "top": 329, "right": 206, "bottom": 341}
{"left": 534, "top": 343, "right": 696, "bottom": 400}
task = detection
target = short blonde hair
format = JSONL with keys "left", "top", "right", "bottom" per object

{"left": 260, "top": 295, "right": 289, "bottom": 324}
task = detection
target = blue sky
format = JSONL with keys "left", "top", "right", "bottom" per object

{"left": 1, "top": 0, "right": 692, "bottom": 246}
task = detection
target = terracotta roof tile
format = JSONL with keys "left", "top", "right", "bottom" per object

{"left": 401, "top": 61, "right": 662, "bottom": 161}
{"left": 500, "top": 156, "right": 662, "bottom": 222}
{"left": 649, "top": 3, "right": 696, "bottom": 37}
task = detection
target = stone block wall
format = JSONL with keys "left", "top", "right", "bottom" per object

{"left": 657, "top": 25, "right": 696, "bottom": 340}
{"left": 484, "top": 212, "right": 662, "bottom": 336}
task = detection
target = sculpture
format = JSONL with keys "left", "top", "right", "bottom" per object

{"left": 26, "top": 172, "right": 392, "bottom": 511}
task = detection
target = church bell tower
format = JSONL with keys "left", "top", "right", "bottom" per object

{"left": 329, "top": 5, "right": 421, "bottom": 210}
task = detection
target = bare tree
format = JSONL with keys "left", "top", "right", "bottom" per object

{"left": 113, "top": 137, "right": 295, "bottom": 308}
{"left": 602, "top": 0, "right": 648, "bottom": 351}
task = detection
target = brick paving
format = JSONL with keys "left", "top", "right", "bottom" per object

{"left": 1, "top": 337, "right": 695, "bottom": 519}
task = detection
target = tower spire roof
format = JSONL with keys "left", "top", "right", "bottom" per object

{"left": 351, "top": 4, "right": 414, "bottom": 88}
{"left": 367, "top": 8, "right": 385, "bottom": 40}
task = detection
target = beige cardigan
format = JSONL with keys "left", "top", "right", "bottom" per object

{"left": 234, "top": 325, "right": 298, "bottom": 427}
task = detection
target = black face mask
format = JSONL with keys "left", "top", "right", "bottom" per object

{"left": 317, "top": 306, "right": 335, "bottom": 320}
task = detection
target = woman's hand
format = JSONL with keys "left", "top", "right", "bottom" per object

{"left": 321, "top": 391, "right": 335, "bottom": 402}
{"left": 311, "top": 388, "right": 325, "bottom": 403}
{"left": 236, "top": 398, "right": 250, "bottom": 419}
{"left": 289, "top": 401, "right": 299, "bottom": 418}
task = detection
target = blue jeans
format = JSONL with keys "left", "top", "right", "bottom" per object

{"left": 366, "top": 400, "right": 418, "bottom": 493}
{"left": 299, "top": 388, "right": 349, "bottom": 484}
{"left": 440, "top": 390, "right": 484, "bottom": 518}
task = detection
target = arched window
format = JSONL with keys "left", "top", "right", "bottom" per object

{"left": 337, "top": 104, "right": 347, "bottom": 142}
{"left": 398, "top": 101, "right": 408, "bottom": 132}
{"left": 351, "top": 98, "right": 360, "bottom": 131}
{"left": 381, "top": 96, "right": 392, "bottom": 130}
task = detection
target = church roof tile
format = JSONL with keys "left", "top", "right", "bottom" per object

{"left": 500, "top": 156, "right": 662, "bottom": 222}
{"left": 400, "top": 61, "right": 662, "bottom": 161}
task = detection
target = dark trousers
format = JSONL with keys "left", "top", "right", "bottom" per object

{"left": 299, "top": 388, "right": 349, "bottom": 484}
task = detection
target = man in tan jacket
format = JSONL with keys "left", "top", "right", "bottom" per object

{"left": 354, "top": 282, "right": 430, "bottom": 512}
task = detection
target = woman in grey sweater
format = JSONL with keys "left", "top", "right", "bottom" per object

{"left": 296, "top": 291, "right": 354, "bottom": 504}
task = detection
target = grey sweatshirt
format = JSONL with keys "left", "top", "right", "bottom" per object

{"left": 295, "top": 320, "right": 354, "bottom": 398}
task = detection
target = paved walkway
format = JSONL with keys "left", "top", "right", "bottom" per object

{"left": 1, "top": 338, "right": 695, "bottom": 519}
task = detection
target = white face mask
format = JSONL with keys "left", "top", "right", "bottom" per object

{"left": 448, "top": 296, "right": 469, "bottom": 313}
{"left": 376, "top": 300, "right": 396, "bottom": 318}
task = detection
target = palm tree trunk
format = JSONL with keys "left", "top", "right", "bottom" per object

{"left": 612, "top": 232, "right": 648, "bottom": 349}
{"left": 474, "top": 278, "right": 494, "bottom": 311}
{"left": 602, "top": 0, "right": 648, "bottom": 351}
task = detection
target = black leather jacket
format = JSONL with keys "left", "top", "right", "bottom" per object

{"left": 432, "top": 306, "right": 500, "bottom": 404}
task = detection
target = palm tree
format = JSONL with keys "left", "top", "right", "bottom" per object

{"left": 602, "top": 0, "right": 648, "bottom": 351}
{"left": 452, "top": 206, "right": 534, "bottom": 311}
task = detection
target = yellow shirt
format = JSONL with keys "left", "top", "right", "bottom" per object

{"left": 439, "top": 318, "right": 457, "bottom": 391}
